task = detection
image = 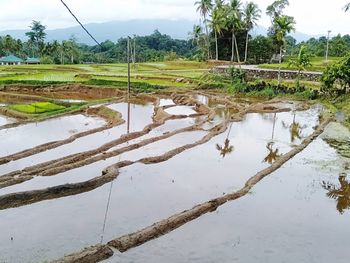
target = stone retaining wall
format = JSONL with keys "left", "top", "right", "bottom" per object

{"left": 214, "top": 66, "right": 322, "bottom": 82}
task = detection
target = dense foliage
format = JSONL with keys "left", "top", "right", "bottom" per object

{"left": 322, "top": 52, "right": 350, "bottom": 94}
{"left": 0, "top": 22, "right": 195, "bottom": 64}
{"left": 1, "top": 1, "right": 349, "bottom": 65}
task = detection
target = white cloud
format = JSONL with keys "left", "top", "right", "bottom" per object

{"left": 0, "top": 0, "right": 349, "bottom": 36}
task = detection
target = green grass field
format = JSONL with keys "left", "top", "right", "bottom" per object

{"left": 258, "top": 56, "right": 341, "bottom": 72}
{"left": 10, "top": 102, "right": 66, "bottom": 114}
{"left": 0, "top": 61, "right": 213, "bottom": 89}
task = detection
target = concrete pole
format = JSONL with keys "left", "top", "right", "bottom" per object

{"left": 127, "top": 36, "right": 131, "bottom": 97}
{"left": 325, "top": 30, "right": 331, "bottom": 62}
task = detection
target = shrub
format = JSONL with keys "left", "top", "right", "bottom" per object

{"left": 322, "top": 52, "right": 350, "bottom": 95}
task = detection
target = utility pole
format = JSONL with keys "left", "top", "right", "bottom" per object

{"left": 127, "top": 36, "right": 131, "bottom": 97}
{"left": 325, "top": 30, "right": 331, "bottom": 63}
{"left": 133, "top": 36, "right": 136, "bottom": 69}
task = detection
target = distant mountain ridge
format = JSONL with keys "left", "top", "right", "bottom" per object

{"left": 0, "top": 19, "right": 319, "bottom": 45}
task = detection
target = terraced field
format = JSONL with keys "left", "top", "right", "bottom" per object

{"left": 0, "top": 82, "right": 348, "bottom": 263}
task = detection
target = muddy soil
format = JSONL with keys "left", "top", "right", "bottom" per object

{"left": 0, "top": 85, "right": 338, "bottom": 263}
{"left": 0, "top": 84, "right": 125, "bottom": 100}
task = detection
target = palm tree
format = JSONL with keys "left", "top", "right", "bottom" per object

{"left": 266, "top": 0, "right": 289, "bottom": 21}
{"left": 195, "top": 0, "right": 214, "bottom": 60}
{"left": 274, "top": 15, "right": 296, "bottom": 85}
{"left": 288, "top": 45, "right": 311, "bottom": 87}
{"left": 190, "top": 25, "right": 203, "bottom": 46}
{"left": 243, "top": 2, "right": 261, "bottom": 63}
{"left": 226, "top": 0, "right": 242, "bottom": 63}
{"left": 190, "top": 25, "right": 206, "bottom": 60}
{"left": 209, "top": 5, "right": 227, "bottom": 60}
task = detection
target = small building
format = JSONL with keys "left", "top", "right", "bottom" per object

{"left": 26, "top": 57, "right": 40, "bottom": 65}
{"left": 0, "top": 55, "right": 23, "bottom": 65}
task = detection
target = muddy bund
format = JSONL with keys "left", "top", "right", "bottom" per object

{"left": 0, "top": 85, "right": 349, "bottom": 263}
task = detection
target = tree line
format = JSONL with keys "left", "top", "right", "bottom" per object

{"left": 192, "top": 0, "right": 350, "bottom": 63}
{"left": 0, "top": 0, "right": 349, "bottom": 65}
{"left": 0, "top": 21, "right": 196, "bottom": 64}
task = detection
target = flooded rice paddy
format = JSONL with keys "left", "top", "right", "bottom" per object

{"left": 0, "top": 86, "right": 349, "bottom": 263}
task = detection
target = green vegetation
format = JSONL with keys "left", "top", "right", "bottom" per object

{"left": 322, "top": 53, "right": 350, "bottom": 95}
{"left": 0, "top": 28, "right": 195, "bottom": 64}
{"left": 259, "top": 56, "right": 341, "bottom": 72}
{"left": 0, "top": 61, "right": 212, "bottom": 91}
{"left": 10, "top": 102, "right": 66, "bottom": 114}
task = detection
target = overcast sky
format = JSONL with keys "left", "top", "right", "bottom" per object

{"left": 0, "top": 0, "right": 349, "bottom": 36}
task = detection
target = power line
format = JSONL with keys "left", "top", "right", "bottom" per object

{"left": 60, "top": 0, "right": 102, "bottom": 47}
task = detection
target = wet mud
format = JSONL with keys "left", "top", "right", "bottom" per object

{"left": 0, "top": 84, "right": 334, "bottom": 263}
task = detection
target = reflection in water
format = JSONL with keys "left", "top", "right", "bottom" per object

{"left": 263, "top": 142, "right": 282, "bottom": 164}
{"left": 322, "top": 175, "right": 350, "bottom": 214}
{"left": 216, "top": 138, "right": 234, "bottom": 158}
{"left": 290, "top": 122, "right": 302, "bottom": 142}
{"left": 282, "top": 112, "right": 306, "bottom": 143}
{"left": 263, "top": 113, "right": 282, "bottom": 164}
{"left": 271, "top": 113, "right": 277, "bottom": 141}
{"left": 216, "top": 123, "right": 234, "bottom": 158}
{"left": 101, "top": 100, "right": 132, "bottom": 243}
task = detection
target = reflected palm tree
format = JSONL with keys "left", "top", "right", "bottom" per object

{"left": 322, "top": 176, "right": 350, "bottom": 214}
{"left": 216, "top": 138, "right": 234, "bottom": 158}
{"left": 290, "top": 121, "right": 302, "bottom": 143}
{"left": 282, "top": 112, "right": 305, "bottom": 143}
{"left": 263, "top": 142, "right": 282, "bottom": 164}
{"left": 216, "top": 122, "right": 234, "bottom": 158}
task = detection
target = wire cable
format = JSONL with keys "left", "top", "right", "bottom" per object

{"left": 59, "top": 0, "right": 102, "bottom": 47}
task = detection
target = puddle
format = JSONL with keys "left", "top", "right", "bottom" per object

{"left": 0, "top": 115, "right": 106, "bottom": 157}
{"left": 108, "top": 138, "right": 350, "bottom": 263}
{"left": 55, "top": 99, "right": 87, "bottom": 104}
{"left": 0, "top": 102, "right": 155, "bottom": 174}
{"left": 159, "top": 99, "right": 175, "bottom": 107}
{"left": 0, "top": 104, "right": 325, "bottom": 262}
{"left": 194, "top": 94, "right": 209, "bottom": 105}
{"left": 0, "top": 116, "right": 14, "bottom": 126}
{"left": 164, "top": 106, "right": 197, "bottom": 116}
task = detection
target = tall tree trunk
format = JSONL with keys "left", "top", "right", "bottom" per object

{"left": 61, "top": 52, "right": 63, "bottom": 65}
{"left": 278, "top": 46, "right": 282, "bottom": 85}
{"left": 244, "top": 30, "right": 249, "bottom": 63}
{"left": 231, "top": 31, "right": 235, "bottom": 62}
{"left": 215, "top": 30, "right": 218, "bottom": 61}
{"left": 204, "top": 14, "right": 210, "bottom": 61}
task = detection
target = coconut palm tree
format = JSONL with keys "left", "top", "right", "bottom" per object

{"left": 195, "top": 0, "right": 214, "bottom": 60}
{"left": 266, "top": 0, "right": 289, "bottom": 21}
{"left": 243, "top": 2, "right": 261, "bottom": 63}
{"left": 274, "top": 15, "right": 296, "bottom": 85}
{"left": 190, "top": 25, "right": 207, "bottom": 60}
{"left": 288, "top": 45, "right": 311, "bottom": 87}
{"left": 190, "top": 25, "right": 203, "bottom": 46}
{"left": 226, "top": 0, "right": 243, "bottom": 63}
{"left": 209, "top": 5, "right": 227, "bottom": 60}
